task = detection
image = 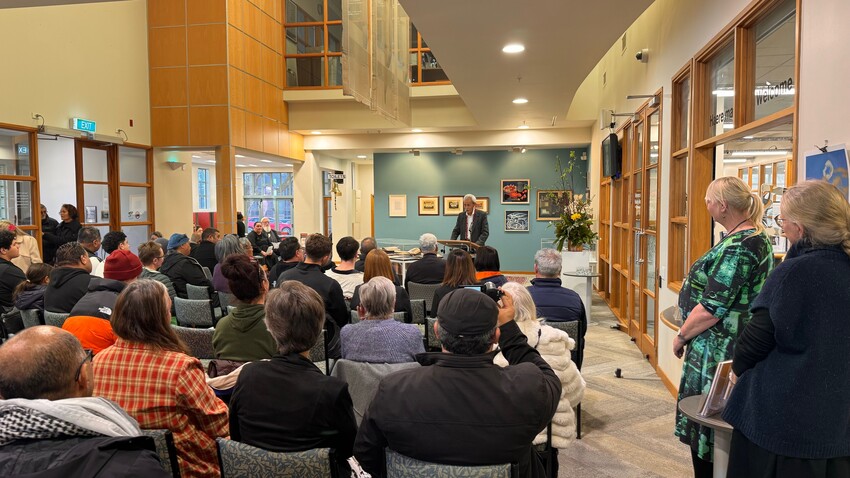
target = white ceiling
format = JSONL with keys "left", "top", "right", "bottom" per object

{"left": 397, "top": 0, "right": 655, "bottom": 131}
{"left": 0, "top": 0, "right": 122, "bottom": 8}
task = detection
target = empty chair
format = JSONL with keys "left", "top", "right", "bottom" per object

{"left": 20, "top": 309, "right": 42, "bottom": 328}
{"left": 186, "top": 283, "right": 211, "bottom": 300}
{"left": 216, "top": 438, "right": 337, "bottom": 478}
{"left": 391, "top": 312, "right": 406, "bottom": 323}
{"left": 218, "top": 291, "right": 234, "bottom": 310}
{"left": 406, "top": 282, "right": 442, "bottom": 314}
{"left": 385, "top": 449, "right": 516, "bottom": 478}
{"left": 174, "top": 297, "right": 214, "bottom": 327}
{"left": 43, "top": 310, "right": 70, "bottom": 328}
{"left": 410, "top": 299, "right": 426, "bottom": 325}
{"left": 171, "top": 325, "right": 215, "bottom": 359}
{"left": 142, "top": 429, "right": 181, "bottom": 478}
{"left": 331, "top": 359, "right": 419, "bottom": 425}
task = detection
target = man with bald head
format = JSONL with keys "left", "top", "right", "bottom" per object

{"left": 0, "top": 327, "right": 168, "bottom": 476}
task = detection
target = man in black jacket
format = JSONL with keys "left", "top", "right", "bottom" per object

{"left": 354, "top": 237, "right": 376, "bottom": 272}
{"left": 190, "top": 227, "right": 220, "bottom": 272}
{"left": 268, "top": 237, "right": 304, "bottom": 287}
{"left": 44, "top": 242, "right": 93, "bottom": 313}
{"left": 160, "top": 233, "right": 218, "bottom": 306}
{"left": 40, "top": 204, "right": 59, "bottom": 264}
{"left": 354, "top": 289, "right": 560, "bottom": 478}
{"left": 450, "top": 194, "right": 489, "bottom": 246}
{"left": 0, "top": 230, "right": 25, "bottom": 309}
{"left": 0, "top": 327, "right": 169, "bottom": 477}
{"left": 404, "top": 232, "right": 446, "bottom": 289}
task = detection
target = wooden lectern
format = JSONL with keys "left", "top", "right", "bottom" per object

{"left": 437, "top": 239, "right": 480, "bottom": 254}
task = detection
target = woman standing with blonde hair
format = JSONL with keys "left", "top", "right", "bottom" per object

{"left": 494, "top": 282, "right": 585, "bottom": 449}
{"left": 724, "top": 180, "right": 850, "bottom": 477}
{"left": 674, "top": 176, "right": 774, "bottom": 477}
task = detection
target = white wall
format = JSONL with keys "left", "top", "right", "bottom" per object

{"left": 37, "top": 137, "right": 77, "bottom": 217}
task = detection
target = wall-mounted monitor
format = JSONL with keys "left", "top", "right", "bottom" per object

{"left": 602, "top": 133, "right": 622, "bottom": 178}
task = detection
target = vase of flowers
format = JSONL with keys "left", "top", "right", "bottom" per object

{"left": 548, "top": 151, "right": 599, "bottom": 252}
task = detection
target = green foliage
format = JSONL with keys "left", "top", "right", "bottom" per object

{"left": 549, "top": 151, "right": 599, "bottom": 251}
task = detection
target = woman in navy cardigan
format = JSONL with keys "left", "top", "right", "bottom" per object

{"left": 723, "top": 180, "right": 850, "bottom": 477}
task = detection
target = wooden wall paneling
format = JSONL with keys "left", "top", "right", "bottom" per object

{"left": 262, "top": 81, "right": 279, "bottom": 119}
{"left": 187, "top": 0, "right": 226, "bottom": 24}
{"left": 148, "top": 0, "right": 186, "bottom": 27}
{"left": 245, "top": 2, "right": 259, "bottom": 35}
{"left": 228, "top": 26, "right": 245, "bottom": 70}
{"left": 189, "top": 65, "right": 229, "bottom": 105}
{"left": 150, "top": 67, "right": 188, "bottom": 107}
{"left": 151, "top": 107, "right": 189, "bottom": 146}
{"left": 149, "top": 27, "right": 188, "bottom": 68}
{"left": 273, "top": 54, "right": 283, "bottom": 88}
{"left": 288, "top": 132, "right": 305, "bottom": 161}
{"left": 230, "top": 108, "right": 246, "bottom": 148}
{"left": 245, "top": 113, "right": 264, "bottom": 151}
{"left": 280, "top": 100, "right": 289, "bottom": 125}
{"left": 261, "top": 46, "right": 276, "bottom": 84}
{"left": 278, "top": 123, "right": 290, "bottom": 157}
{"left": 228, "top": 0, "right": 243, "bottom": 30}
{"left": 229, "top": 67, "right": 245, "bottom": 108}
{"left": 247, "top": 38, "right": 263, "bottom": 78}
{"left": 263, "top": 117, "right": 279, "bottom": 154}
{"left": 245, "top": 75, "right": 263, "bottom": 114}
{"left": 215, "top": 145, "right": 237, "bottom": 234}
{"left": 187, "top": 24, "right": 227, "bottom": 65}
{"left": 189, "top": 106, "right": 230, "bottom": 146}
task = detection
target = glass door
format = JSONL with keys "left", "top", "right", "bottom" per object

{"left": 77, "top": 141, "right": 114, "bottom": 256}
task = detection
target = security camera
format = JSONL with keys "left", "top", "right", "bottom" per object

{"left": 635, "top": 49, "right": 649, "bottom": 63}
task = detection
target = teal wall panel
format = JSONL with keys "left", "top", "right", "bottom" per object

{"left": 374, "top": 147, "right": 590, "bottom": 271}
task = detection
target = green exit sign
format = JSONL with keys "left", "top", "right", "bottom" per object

{"left": 70, "top": 117, "right": 97, "bottom": 134}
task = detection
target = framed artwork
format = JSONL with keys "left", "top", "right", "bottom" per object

{"left": 474, "top": 197, "right": 490, "bottom": 214}
{"left": 501, "top": 179, "right": 530, "bottom": 204}
{"left": 537, "top": 190, "right": 572, "bottom": 221}
{"left": 84, "top": 206, "right": 97, "bottom": 224}
{"left": 388, "top": 194, "right": 407, "bottom": 217}
{"left": 505, "top": 210, "right": 530, "bottom": 232}
{"left": 443, "top": 195, "right": 463, "bottom": 215}
{"left": 418, "top": 196, "right": 440, "bottom": 215}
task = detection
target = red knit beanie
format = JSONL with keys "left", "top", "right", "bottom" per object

{"left": 104, "top": 250, "right": 143, "bottom": 282}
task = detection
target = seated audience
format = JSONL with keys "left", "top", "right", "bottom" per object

{"left": 92, "top": 231, "right": 130, "bottom": 278}
{"left": 212, "top": 235, "right": 244, "bottom": 293}
{"left": 44, "top": 242, "right": 93, "bottom": 313}
{"left": 429, "top": 249, "right": 477, "bottom": 318}
{"left": 354, "top": 289, "right": 560, "bottom": 477}
{"left": 404, "top": 232, "right": 446, "bottom": 289}
{"left": 325, "top": 236, "right": 364, "bottom": 299}
{"left": 13, "top": 263, "right": 52, "bottom": 316}
{"left": 268, "top": 237, "right": 304, "bottom": 287}
{"left": 0, "top": 327, "right": 169, "bottom": 477}
{"left": 213, "top": 254, "right": 276, "bottom": 361}
{"left": 238, "top": 236, "right": 253, "bottom": 257}
{"left": 0, "top": 229, "right": 25, "bottom": 309}
{"left": 63, "top": 250, "right": 142, "bottom": 354}
{"left": 528, "top": 248, "right": 586, "bottom": 332}
{"left": 77, "top": 226, "right": 102, "bottom": 274}
{"left": 229, "top": 281, "right": 357, "bottom": 475}
{"left": 138, "top": 241, "right": 177, "bottom": 301}
{"left": 474, "top": 245, "right": 508, "bottom": 287}
{"left": 150, "top": 231, "right": 163, "bottom": 241}
{"left": 0, "top": 221, "right": 42, "bottom": 273}
{"left": 342, "top": 277, "right": 424, "bottom": 363}
{"left": 189, "top": 225, "right": 203, "bottom": 254}
{"left": 354, "top": 236, "right": 376, "bottom": 272}
{"left": 190, "top": 227, "right": 220, "bottom": 272}
{"left": 160, "top": 233, "right": 218, "bottom": 306}
{"left": 350, "top": 249, "right": 413, "bottom": 323}
{"left": 246, "top": 218, "right": 280, "bottom": 268}
{"left": 93, "top": 279, "right": 228, "bottom": 478}
{"left": 495, "top": 282, "right": 585, "bottom": 449}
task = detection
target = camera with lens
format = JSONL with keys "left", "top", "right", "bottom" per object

{"left": 458, "top": 281, "right": 504, "bottom": 302}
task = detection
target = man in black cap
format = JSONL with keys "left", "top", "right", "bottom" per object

{"left": 354, "top": 289, "right": 560, "bottom": 477}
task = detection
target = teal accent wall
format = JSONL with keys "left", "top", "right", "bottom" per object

{"left": 374, "top": 147, "right": 590, "bottom": 271}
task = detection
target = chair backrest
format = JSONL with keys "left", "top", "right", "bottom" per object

{"left": 218, "top": 291, "right": 234, "bottom": 311}
{"left": 392, "top": 311, "right": 406, "bottom": 323}
{"left": 174, "top": 297, "right": 214, "bottom": 327}
{"left": 186, "top": 283, "right": 211, "bottom": 300}
{"left": 171, "top": 325, "right": 215, "bottom": 359}
{"left": 20, "top": 309, "right": 42, "bottom": 328}
{"left": 331, "top": 359, "right": 419, "bottom": 425}
{"left": 349, "top": 310, "right": 360, "bottom": 324}
{"left": 202, "top": 266, "right": 213, "bottom": 280}
{"left": 544, "top": 319, "right": 583, "bottom": 369}
{"left": 406, "top": 282, "right": 442, "bottom": 313}
{"left": 308, "top": 329, "right": 331, "bottom": 374}
{"left": 142, "top": 429, "right": 181, "bottom": 478}
{"left": 425, "top": 317, "right": 441, "bottom": 351}
{"left": 43, "top": 310, "right": 70, "bottom": 328}
{"left": 410, "top": 299, "right": 426, "bottom": 325}
{"left": 385, "top": 449, "right": 515, "bottom": 478}
{"left": 216, "top": 438, "right": 335, "bottom": 478}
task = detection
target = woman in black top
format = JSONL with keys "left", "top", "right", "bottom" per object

{"left": 42, "top": 204, "right": 81, "bottom": 260}
{"left": 430, "top": 249, "right": 477, "bottom": 318}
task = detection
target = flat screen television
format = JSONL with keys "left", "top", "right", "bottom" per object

{"left": 602, "top": 133, "right": 622, "bottom": 178}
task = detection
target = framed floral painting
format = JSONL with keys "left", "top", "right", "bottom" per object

{"left": 501, "top": 179, "right": 530, "bottom": 204}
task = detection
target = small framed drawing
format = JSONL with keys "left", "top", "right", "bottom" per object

{"left": 443, "top": 196, "right": 463, "bottom": 215}
{"left": 101, "top": 210, "right": 109, "bottom": 220}
{"left": 388, "top": 194, "right": 407, "bottom": 217}
{"left": 418, "top": 196, "right": 440, "bottom": 216}
{"left": 501, "top": 179, "right": 530, "bottom": 204}
{"left": 84, "top": 206, "right": 97, "bottom": 224}
{"left": 537, "top": 190, "right": 572, "bottom": 221}
{"left": 505, "top": 210, "right": 530, "bottom": 232}
{"left": 475, "top": 197, "right": 490, "bottom": 214}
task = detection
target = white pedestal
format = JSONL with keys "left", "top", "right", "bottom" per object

{"left": 561, "top": 250, "right": 591, "bottom": 293}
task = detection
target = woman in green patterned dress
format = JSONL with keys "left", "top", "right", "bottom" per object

{"left": 673, "top": 176, "right": 774, "bottom": 477}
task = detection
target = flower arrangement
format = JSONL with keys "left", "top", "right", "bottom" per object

{"left": 548, "top": 151, "right": 599, "bottom": 252}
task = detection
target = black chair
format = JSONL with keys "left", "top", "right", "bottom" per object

{"left": 142, "top": 429, "right": 181, "bottom": 478}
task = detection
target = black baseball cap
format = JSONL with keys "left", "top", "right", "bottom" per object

{"left": 437, "top": 288, "right": 498, "bottom": 337}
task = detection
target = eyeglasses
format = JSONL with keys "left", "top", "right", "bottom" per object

{"left": 74, "top": 349, "right": 93, "bottom": 382}
{"left": 774, "top": 215, "right": 786, "bottom": 227}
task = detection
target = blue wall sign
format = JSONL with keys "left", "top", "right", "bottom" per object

{"left": 70, "top": 117, "right": 97, "bottom": 134}
{"left": 16, "top": 145, "right": 29, "bottom": 155}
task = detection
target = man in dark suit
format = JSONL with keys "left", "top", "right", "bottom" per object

{"left": 450, "top": 194, "right": 489, "bottom": 246}
{"left": 404, "top": 232, "right": 445, "bottom": 289}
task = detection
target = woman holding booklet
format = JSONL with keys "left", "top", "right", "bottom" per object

{"left": 673, "top": 177, "right": 774, "bottom": 478}
{"left": 723, "top": 180, "right": 850, "bottom": 478}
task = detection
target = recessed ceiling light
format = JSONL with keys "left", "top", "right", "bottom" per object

{"left": 235, "top": 154, "right": 246, "bottom": 158}
{"left": 357, "top": 155, "right": 367, "bottom": 159}
{"left": 743, "top": 135, "right": 755, "bottom": 139}
{"left": 723, "top": 158, "right": 748, "bottom": 163}
{"left": 192, "top": 155, "right": 201, "bottom": 159}
{"left": 512, "top": 98, "right": 528, "bottom": 104}
{"left": 502, "top": 43, "right": 525, "bottom": 54}
{"left": 311, "top": 131, "right": 322, "bottom": 135}
{"left": 260, "top": 159, "right": 273, "bottom": 163}
{"left": 236, "top": 164, "right": 246, "bottom": 167}
{"left": 412, "top": 129, "right": 423, "bottom": 133}
{"left": 518, "top": 123, "right": 530, "bottom": 129}
{"left": 206, "top": 160, "right": 216, "bottom": 164}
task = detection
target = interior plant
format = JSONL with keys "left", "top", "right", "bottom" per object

{"left": 548, "top": 151, "right": 599, "bottom": 252}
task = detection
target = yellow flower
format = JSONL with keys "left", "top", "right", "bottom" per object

{"left": 570, "top": 213, "right": 582, "bottom": 221}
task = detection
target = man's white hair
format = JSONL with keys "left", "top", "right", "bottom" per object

{"left": 534, "top": 248, "right": 562, "bottom": 277}
{"left": 419, "top": 233, "right": 438, "bottom": 252}
{"left": 463, "top": 194, "right": 477, "bottom": 203}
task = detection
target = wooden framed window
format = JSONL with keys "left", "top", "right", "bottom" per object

{"left": 284, "top": 0, "right": 343, "bottom": 88}
{"left": 409, "top": 23, "right": 449, "bottom": 85}
{"left": 0, "top": 124, "right": 39, "bottom": 245}
{"left": 668, "top": 64, "right": 691, "bottom": 291}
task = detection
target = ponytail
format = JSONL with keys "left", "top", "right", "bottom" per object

{"left": 746, "top": 193, "right": 766, "bottom": 238}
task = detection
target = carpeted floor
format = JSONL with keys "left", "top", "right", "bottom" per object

{"left": 556, "top": 294, "right": 691, "bottom": 477}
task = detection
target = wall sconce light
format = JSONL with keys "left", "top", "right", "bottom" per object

{"left": 116, "top": 129, "right": 129, "bottom": 141}
{"left": 166, "top": 160, "right": 186, "bottom": 171}
{"left": 452, "top": 148, "right": 463, "bottom": 155}
{"left": 409, "top": 149, "right": 420, "bottom": 157}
